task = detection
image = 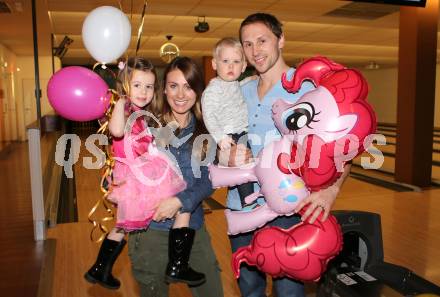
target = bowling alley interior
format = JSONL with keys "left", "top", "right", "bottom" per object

{"left": 0, "top": 0, "right": 440, "bottom": 296}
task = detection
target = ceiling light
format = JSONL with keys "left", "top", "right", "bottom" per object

{"left": 194, "top": 16, "right": 209, "bottom": 33}
{"left": 160, "top": 35, "right": 180, "bottom": 63}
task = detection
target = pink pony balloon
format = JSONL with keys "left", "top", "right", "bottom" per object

{"left": 232, "top": 207, "right": 343, "bottom": 281}
{"left": 209, "top": 56, "right": 376, "bottom": 235}
{"left": 47, "top": 66, "right": 111, "bottom": 121}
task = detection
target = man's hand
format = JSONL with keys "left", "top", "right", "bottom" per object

{"left": 152, "top": 197, "right": 183, "bottom": 222}
{"left": 294, "top": 163, "right": 351, "bottom": 223}
{"left": 294, "top": 184, "right": 339, "bottom": 224}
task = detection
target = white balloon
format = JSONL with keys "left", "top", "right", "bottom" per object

{"left": 82, "top": 6, "right": 131, "bottom": 64}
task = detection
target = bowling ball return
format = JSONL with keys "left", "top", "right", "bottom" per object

{"left": 317, "top": 211, "right": 440, "bottom": 297}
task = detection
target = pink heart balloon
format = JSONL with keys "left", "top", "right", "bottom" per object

{"left": 47, "top": 66, "right": 111, "bottom": 121}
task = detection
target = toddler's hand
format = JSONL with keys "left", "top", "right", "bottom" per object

{"left": 219, "top": 136, "right": 234, "bottom": 150}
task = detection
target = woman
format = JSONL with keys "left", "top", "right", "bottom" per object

{"left": 127, "top": 57, "right": 224, "bottom": 297}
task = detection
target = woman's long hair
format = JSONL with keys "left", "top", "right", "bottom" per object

{"left": 159, "top": 57, "right": 207, "bottom": 141}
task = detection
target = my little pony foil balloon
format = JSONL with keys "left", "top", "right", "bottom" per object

{"left": 209, "top": 56, "right": 376, "bottom": 235}
{"left": 232, "top": 207, "right": 343, "bottom": 281}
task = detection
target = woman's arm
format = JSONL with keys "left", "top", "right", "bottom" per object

{"left": 152, "top": 165, "right": 213, "bottom": 221}
{"left": 108, "top": 98, "right": 127, "bottom": 138}
{"left": 176, "top": 164, "right": 214, "bottom": 213}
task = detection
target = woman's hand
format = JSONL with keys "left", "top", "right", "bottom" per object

{"left": 152, "top": 197, "right": 183, "bottom": 222}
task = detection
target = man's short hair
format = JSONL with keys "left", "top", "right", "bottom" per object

{"left": 239, "top": 13, "right": 283, "bottom": 43}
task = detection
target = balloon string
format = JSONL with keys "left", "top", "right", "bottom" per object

{"left": 117, "top": 0, "right": 123, "bottom": 12}
{"left": 135, "top": 0, "right": 147, "bottom": 55}
{"left": 92, "top": 62, "right": 107, "bottom": 70}
{"left": 88, "top": 91, "right": 119, "bottom": 243}
{"left": 116, "top": 0, "right": 128, "bottom": 60}
{"left": 127, "top": 0, "right": 133, "bottom": 59}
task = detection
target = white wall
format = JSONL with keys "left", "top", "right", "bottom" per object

{"left": 0, "top": 42, "right": 61, "bottom": 141}
{"left": 362, "top": 66, "right": 440, "bottom": 127}
{"left": 16, "top": 56, "right": 61, "bottom": 140}
{"left": 0, "top": 43, "right": 18, "bottom": 142}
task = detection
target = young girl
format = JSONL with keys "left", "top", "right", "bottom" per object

{"left": 84, "top": 57, "right": 205, "bottom": 290}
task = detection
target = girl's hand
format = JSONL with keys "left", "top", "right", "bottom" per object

{"left": 152, "top": 197, "right": 183, "bottom": 222}
{"left": 109, "top": 97, "right": 129, "bottom": 137}
{"left": 117, "top": 96, "right": 127, "bottom": 104}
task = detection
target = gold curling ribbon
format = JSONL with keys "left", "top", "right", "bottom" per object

{"left": 135, "top": 0, "right": 147, "bottom": 55}
{"left": 92, "top": 62, "right": 100, "bottom": 70}
{"left": 88, "top": 91, "right": 119, "bottom": 242}
{"left": 116, "top": 0, "right": 123, "bottom": 12}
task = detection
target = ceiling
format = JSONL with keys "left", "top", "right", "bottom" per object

{"left": 0, "top": 0, "right": 438, "bottom": 68}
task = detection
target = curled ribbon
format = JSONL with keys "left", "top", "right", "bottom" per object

{"left": 88, "top": 91, "right": 119, "bottom": 242}
{"left": 135, "top": 0, "right": 147, "bottom": 55}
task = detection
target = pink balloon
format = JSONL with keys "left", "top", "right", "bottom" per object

{"left": 47, "top": 66, "right": 110, "bottom": 121}
{"left": 231, "top": 208, "right": 343, "bottom": 282}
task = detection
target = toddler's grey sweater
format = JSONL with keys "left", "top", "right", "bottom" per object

{"left": 201, "top": 77, "right": 248, "bottom": 143}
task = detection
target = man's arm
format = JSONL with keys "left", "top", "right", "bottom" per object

{"left": 294, "top": 163, "right": 351, "bottom": 223}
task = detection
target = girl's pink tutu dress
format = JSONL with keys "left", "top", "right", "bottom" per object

{"left": 108, "top": 111, "right": 186, "bottom": 232}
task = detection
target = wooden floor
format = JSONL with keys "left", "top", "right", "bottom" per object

{"left": 2, "top": 139, "right": 440, "bottom": 297}
{"left": 0, "top": 142, "right": 43, "bottom": 297}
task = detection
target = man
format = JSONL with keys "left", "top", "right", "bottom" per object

{"left": 226, "top": 13, "right": 351, "bottom": 297}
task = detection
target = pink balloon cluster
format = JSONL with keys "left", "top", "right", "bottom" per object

{"left": 47, "top": 66, "right": 111, "bottom": 121}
